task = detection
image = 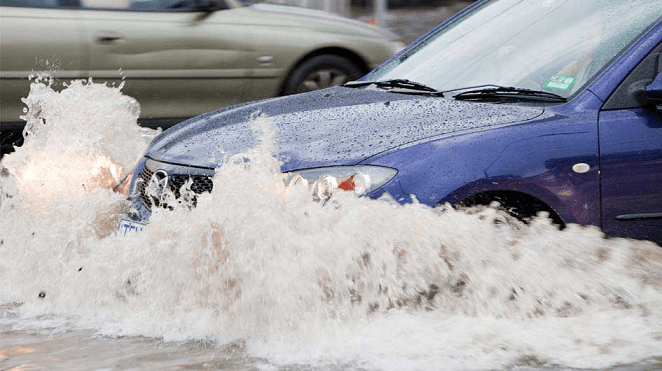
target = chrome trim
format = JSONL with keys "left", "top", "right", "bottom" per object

{"left": 135, "top": 158, "right": 216, "bottom": 214}
{"left": 615, "top": 213, "right": 662, "bottom": 222}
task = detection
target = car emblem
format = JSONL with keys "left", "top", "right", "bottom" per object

{"left": 147, "top": 169, "right": 169, "bottom": 205}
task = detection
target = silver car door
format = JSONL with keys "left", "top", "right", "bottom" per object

{"left": 79, "top": 0, "right": 250, "bottom": 127}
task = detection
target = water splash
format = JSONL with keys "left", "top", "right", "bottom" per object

{"left": 1, "top": 80, "right": 661, "bottom": 371}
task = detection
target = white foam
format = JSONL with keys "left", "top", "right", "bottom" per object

{"left": 1, "top": 79, "right": 661, "bottom": 370}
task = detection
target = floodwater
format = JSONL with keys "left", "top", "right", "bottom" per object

{"left": 1, "top": 79, "right": 662, "bottom": 371}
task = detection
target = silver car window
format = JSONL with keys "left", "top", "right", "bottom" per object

{"left": 126, "top": 0, "right": 195, "bottom": 10}
{"left": 81, "top": 0, "right": 226, "bottom": 11}
{"left": 81, "top": 0, "right": 129, "bottom": 7}
{"left": 0, "top": 0, "right": 59, "bottom": 7}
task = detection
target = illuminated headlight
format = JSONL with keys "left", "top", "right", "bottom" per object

{"left": 285, "top": 165, "right": 397, "bottom": 202}
{"left": 390, "top": 41, "right": 407, "bottom": 55}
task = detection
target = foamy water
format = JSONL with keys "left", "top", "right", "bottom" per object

{"left": 1, "top": 79, "right": 661, "bottom": 370}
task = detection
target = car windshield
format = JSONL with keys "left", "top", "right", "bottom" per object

{"left": 367, "top": 0, "right": 662, "bottom": 98}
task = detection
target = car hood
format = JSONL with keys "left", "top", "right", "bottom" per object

{"left": 146, "top": 86, "right": 544, "bottom": 171}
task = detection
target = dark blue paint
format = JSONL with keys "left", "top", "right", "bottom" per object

{"left": 363, "top": 106, "right": 601, "bottom": 227}
{"left": 145, "top": 88, "right": 544, "bottom": 170}
{"left": 599, "top": 108, "right": 662, "bottom": 242}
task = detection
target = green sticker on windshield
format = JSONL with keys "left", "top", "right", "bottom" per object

{"left": 544, "top": 75, "right": 576, "bottom": 91}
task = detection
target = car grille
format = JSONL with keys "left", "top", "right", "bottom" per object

{"left": 137, "top": 166, "right": 214, "bottom": 211}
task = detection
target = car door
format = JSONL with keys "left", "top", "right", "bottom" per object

{"left": 79, "top": 0, "right": 251, "bottom": 127}
{"left": 599, "top": 42, "right": 662, "bottom": 244}
{"left": 0, "top": 0, "right": 84, "bottom": 150}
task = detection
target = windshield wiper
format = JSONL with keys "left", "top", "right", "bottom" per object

{"left": 344, "top": 79, "right": 443, "bottom": 96}
{"left": 449, "top": 85, "right": 566, "bottom": 103}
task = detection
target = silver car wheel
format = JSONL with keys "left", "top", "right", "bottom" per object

{"left": 298, "top": 68, "right": 350, "bottom": 93}
{"left": 283, "top": 54, "right": 363, "bottom": 96}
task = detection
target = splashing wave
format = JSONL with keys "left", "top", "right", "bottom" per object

{"left": 1, "top": 79, "right": 661, "bottom": 370}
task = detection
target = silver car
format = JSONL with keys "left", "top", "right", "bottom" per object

{"left": 0, "top": 0, "right": 403, "bottom": 152}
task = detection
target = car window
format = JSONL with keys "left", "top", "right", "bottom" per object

{"left": 368, "top": 0, "right": 662, "bottom": 99}
{"left": 0, "top": 0, "right": 59, "bottom": 7}
{"left": 80, "top": 0, "right": 227, "bottom": 11}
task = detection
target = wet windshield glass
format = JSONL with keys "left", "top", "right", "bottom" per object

{"left": 367, "top": 0, "right": 662, "bottom": 98}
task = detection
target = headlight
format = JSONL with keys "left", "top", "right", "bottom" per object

{"left": 285, "top": 165, "right": 397, "bottom": 202}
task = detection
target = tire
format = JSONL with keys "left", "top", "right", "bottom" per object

{"left": 282, "top": 55, "right": 363, "bottom": 95}
{"left": 455, "top": 191, "right": 566, "bottom": 229}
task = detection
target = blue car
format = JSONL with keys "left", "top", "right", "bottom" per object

{"left": 125, "top": 0, "right": 662, "bottom": 245}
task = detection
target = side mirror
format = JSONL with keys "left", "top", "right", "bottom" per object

{"left": 194, "top": 0, "right": 225, "bottom": 11}
{"left": 192, "top": 0, "right": 225, "bottom": 21}
{"left": 645, "top": 73, "right": 662, "bottom": 104}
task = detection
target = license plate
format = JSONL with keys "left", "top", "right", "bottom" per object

{"left": 118, "top": 218, "right": 147, "bottom": 235}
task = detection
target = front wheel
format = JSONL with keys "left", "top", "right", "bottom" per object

{"left": 282, "top": 55, "right": 363, "bottom": 95}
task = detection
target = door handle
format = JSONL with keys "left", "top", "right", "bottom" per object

{"left": 95, "top": 33, "right": 125, "bottom": 44}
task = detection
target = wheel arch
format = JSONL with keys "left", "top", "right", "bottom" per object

{"left": 278, "top": 47, "right": 371, "bottom": 96}
{"left": 446, "top": 187, "right": 567, "bottom": 228}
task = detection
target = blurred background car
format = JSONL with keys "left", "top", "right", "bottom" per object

{"left": 0, "top": 0, "right": 404, "bottom": 155}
